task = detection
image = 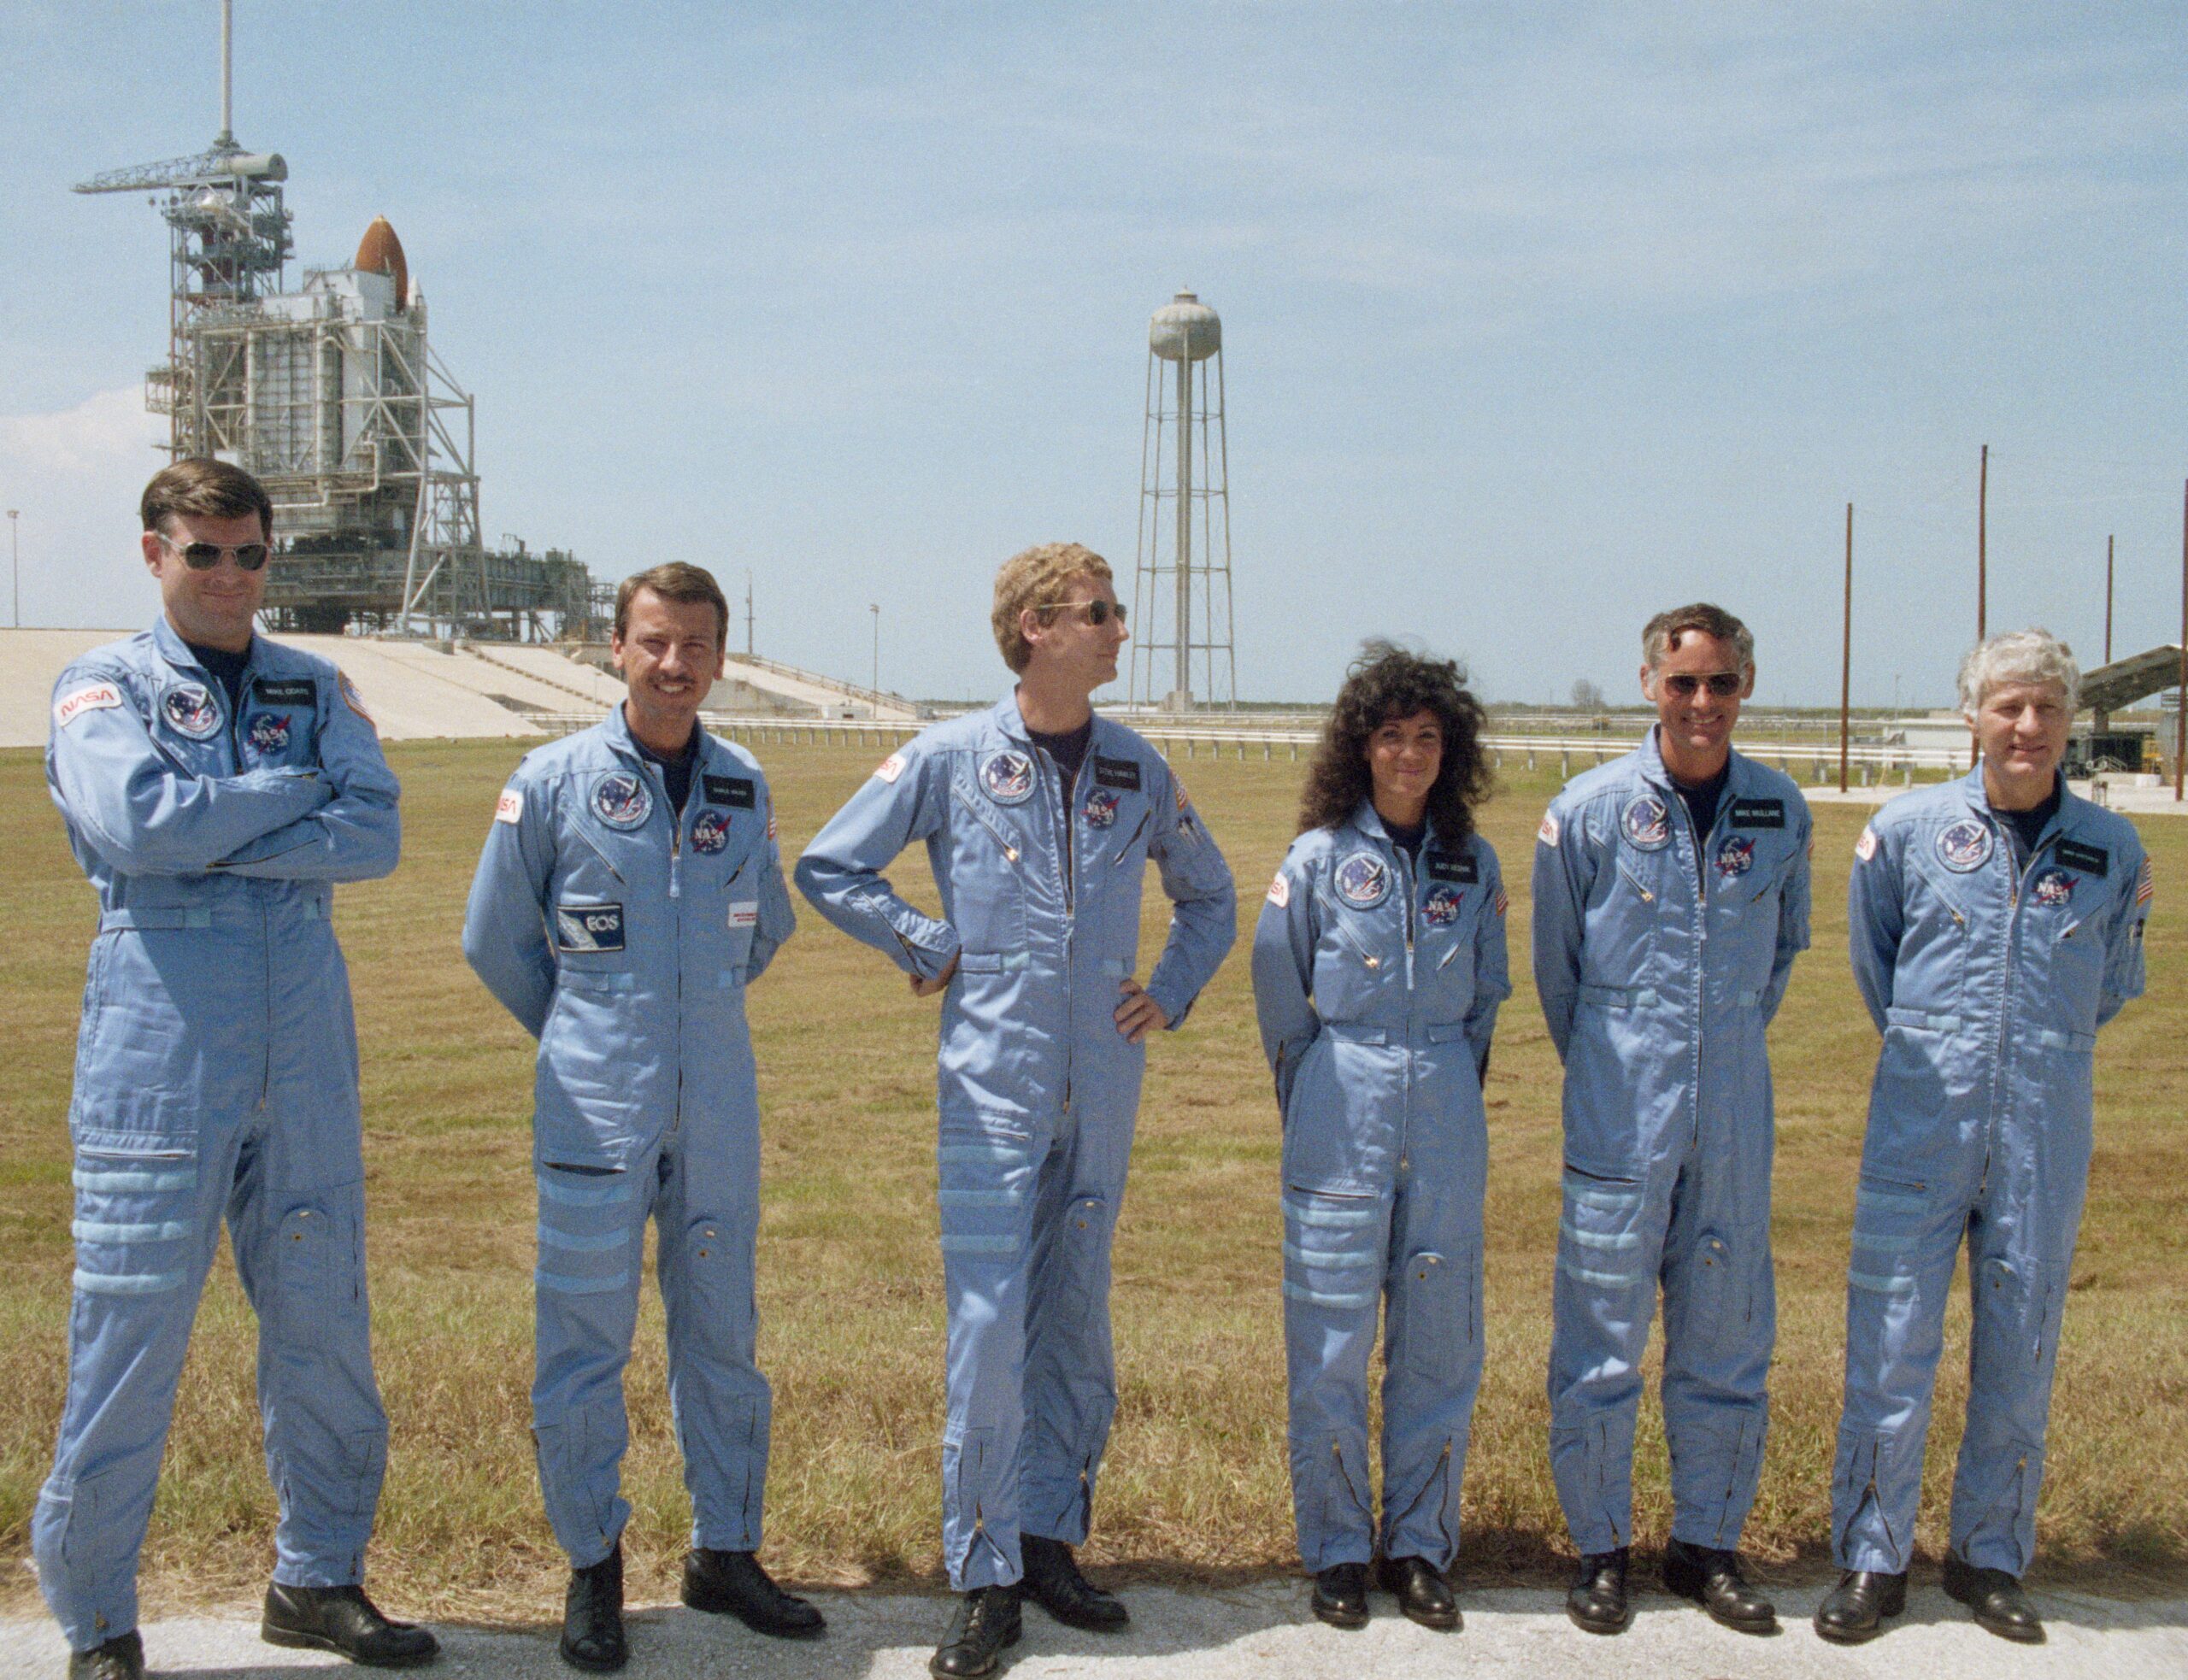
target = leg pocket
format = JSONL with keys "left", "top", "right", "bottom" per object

{"left": 1394, "top": 1249, "right": 1474, "bottom": 1383}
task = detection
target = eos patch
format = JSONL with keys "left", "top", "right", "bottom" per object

{"left": 555, "top": 902, "right": 626, "bottom": 954}
{"left": 245, "top": 713, "right": 291, "bottom": 753}
{"left": 1538, "top": 811, "right": 1561, "bottom": 848}
{"left": 1855, "top": 826, "right": 1879, "bottom": 862}
{"left": 2032, "top": 868, "right": 2075, "bottom": 908}
{"left": 727, "top": 900, "right": 759, "bottom": 930}
{"left": 875, "top": 751, "right": 907, "bottom": 784}
{"left": 1714, "top": 834, "right": 1756, "bottom": 880}
{"left": 54, "top": 683, "right": 121, "bottom": 728}
{"left": 1094, "top": 756, "right": 1141, "bottom": 791}
{"left": 1334, "top": 851, "right": 1391, "bottom": 909}
{"left": 591, "top": 771, "right": 653, "bottom": 830}
{"left": 1421, "top": 884, "right": 1464, "bottom": 927}
{"left": 1266, "top": 871, "right": 1291, "bottom": 908}
{"left": 1621, "top": 793, "right": 1672, "bottom": 852}
{"left": 494, "top": 788, "right": 524, "bottom": 825}
{"left": 1083, "top": 788, "right": 1120, "bottom": 829}
{"left": 691, "top": 808, "right": 732, "bottom": 855}
{"left": 253, "top": 678, "right": 315, "bottom": 706}
{"left": 1426, "top": 854, "right": 1478, "bottom": 884}
{"left": 980, "top": 749, "right": 1035, "bottom": 806}
{"left": 2056, "top": 838, "right": 2109, "bottom": 878}
{"left": 703, "top": 773, "right": 756, "bottom": 809}
{"left": 1937, "top": 819, "right": 1992, "bottom": 873}
{"left": 1730, "top": 798, "right": 1785, "bottom": 829}
{"left": 162, "top": 683, "right": 221, "bottom": 740}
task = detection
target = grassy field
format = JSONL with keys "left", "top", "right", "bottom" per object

{"left": 1, "top": 733, "right": 2183, "bottom": 1622}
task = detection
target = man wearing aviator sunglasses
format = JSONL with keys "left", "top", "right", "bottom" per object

{"left": 1532, "top": 602, "right": 1812, "bottom": 1639}
{"left": 38, "top": 460, "right": 431, "bottom": 1679}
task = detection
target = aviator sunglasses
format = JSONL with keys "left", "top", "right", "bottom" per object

{"left": 156, "top": 532, "right": 271, "bottom": 571}
{"left": 1032, "top": 598, "right": 1127, "bottom": 626}
{"left": 1661, "top": 672, "right": 1744, "bottom": 698}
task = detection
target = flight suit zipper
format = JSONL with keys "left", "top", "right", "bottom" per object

{"left": 953, "top": 785, "right": 1020, "bottom": 862}
{"left": 1670, "top": 783, "right": 1710, "bottom": 1150}
{"left": 632, "top": 749, "right": 687, "bottom": 1135}
{"left": 1396, "top": 843, "right": 1417, "bottom": 1174}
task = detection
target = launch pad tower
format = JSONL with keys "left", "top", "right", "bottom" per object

{"left": 73, "top": 2, "right": 603, "bottom": 639}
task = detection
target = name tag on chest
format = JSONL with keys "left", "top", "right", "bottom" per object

{"left": 1730, "top": 798, "right": 1785, "bottom": 829}
{"left": 1093, "top": 756, "right": 1141, "bottom": 791}
{"left": 703, "top": 774, "right": 756, "bottom": 808}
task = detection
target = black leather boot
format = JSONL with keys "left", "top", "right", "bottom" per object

{"left": 1942, "top": 1553, "right": 2044, "bottom": 1643}
{"left": 1020, "top": 1534, "right": 1128, "bottom": 1631}
{"left": 1813, "top": 1569, "right": 1907, "bottom": 1643}
{"left": 559, "top": 1543, "right": 626, "bottom": 1673}
{"left": 929, "top": 1586, "right": 1022, "bottom": 1678}
{"left": 682, "top": 1548, "right": 825, "bottom": 1637}
{"left": 1661, "top": 1536, "right": 1775, "bottom": 1632}
{"left": 1374, "top": 1555, "right": 1459, "bottom": 1630}
{"left": 68, "top": 1631, "right": 144, "bottom": 1680}
{"left": 1565, "top": 1547, "right": 1632, "bottom": 1635}
{"left": 262, "top": 1583, "right": 440, "bottom": 1666}
{"left": 1309, "top": 1561, "right": 1370, "bottom": 1629}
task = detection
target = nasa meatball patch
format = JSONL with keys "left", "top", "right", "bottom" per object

{"left": 1083, "top": 788, "right": 1120, "bottom": 829}
{"left": 162, "top": 683, "right": 221, "bottom": 740}
{"left": 691, "top": 808, "right": 732, "bottom": 855}
{"left": 591, "top": 771, "right": 653, "bottom": 830}
{"left": 1421, "top": 884, "right": 1465, "bottom": 927}
{"left": 246, "top": 713, "right": 291, "bottom": 753}
{"left": 980, "top": 749, "right": 1036, "bottom": 806}
{"left": 1714, "top": 834, "right": 1756, "bottom": 881}
{"left": 555, "top": 902, "right": 626, "bottom": 954}
{"left": 2032, "top": 867, "right": 2075, "bottom": 908}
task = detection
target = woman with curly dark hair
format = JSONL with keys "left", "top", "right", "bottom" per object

{"left": 1250, "top": 640, "right": 1510, "bottom": 1633}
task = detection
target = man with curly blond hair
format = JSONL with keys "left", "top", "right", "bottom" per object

{"left": 797, "top": 542, "right": 1236, "bottom": 1677}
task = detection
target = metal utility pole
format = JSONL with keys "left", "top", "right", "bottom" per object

{"left": 2104, "top": 534, "right": 2114, "bottom": 666}
{"left": 1839, "top": 502, "right": 1852, "bottom": 794}
{"left": 218, "top": 0, "right": 234, "bottom": 144}
{"left": 744, "top": 569, "right": 755, "bottom": 658}
{"left": 7, "top": 510, "right": 17, "bottom": 628}
{"left": 870, "top": 602, "right": 879, "bottom": 698}
{"left": 1973, "top": 443, "right": 1988, "bottom": 769}
{"left": 2176, "top": 480, "right": 2185, "bottom": 802}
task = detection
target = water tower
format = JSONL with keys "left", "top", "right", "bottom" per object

{"left": 1130, "top": 291, "right": 1236, "bottom": 711}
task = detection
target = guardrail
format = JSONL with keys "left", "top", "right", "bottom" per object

{"left": 527, "top": 711, "right": 1962, "bottom": 784}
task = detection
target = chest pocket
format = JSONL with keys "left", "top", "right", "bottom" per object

{"left": 949, "top": 766, "right": 1031, "bottom": 955}
{"left": 2027, "top": 865, "right": 2107, "bottom": 1018}
{"left": 1896, "top": 849, "right": 1975, "bottom": 1014}
{"left": 1419, "top": 881, "right": 1480, "bottom": 1007}
{"left": 1310, "top": 892, "right": 1398, "bottom": 1021}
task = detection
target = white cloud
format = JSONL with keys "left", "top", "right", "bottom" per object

{"left": 0, "top": 385, "right": 168, "bottom": 630}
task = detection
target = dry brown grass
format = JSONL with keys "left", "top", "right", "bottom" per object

{"left": 1, "top": 734, "right": 2183, "bottom": 1622}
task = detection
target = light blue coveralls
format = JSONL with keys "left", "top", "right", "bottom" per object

{"left": 462, "top": 708, "right": 795, "bottom": 1569}
{"left": 1251, "top": 803, "right": 1509, "bottom": 1572}
{"left": 35, "top": 620, "right": 401, "bottom": 1653}
{"left": 794, "top": 691, "right": 1236, "bottom": 1590}
{"left": 1830, "top": 768, "right": 2148, "bottom": 1577}
{"left": 1532, "top": 731, "right": 1811, "bottom": 1556}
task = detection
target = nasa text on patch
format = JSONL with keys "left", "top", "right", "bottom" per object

{"left": 703, "top": 774, "right": 756, "bottom": 809}
{"left": 554, "top": 902, "right": 626, "bottom": 954}
{"left": 1729, "top": 798, "right": 1785, "bottom": 829}
{"left": 54, "top": 683, "right": 122, "bottom": 728}
{"left": 1094, "top": 756, "right": 1141, "bottom": 791}
{"left": 2055, "top": 839, "right": 2109, "bottom": 878}
{"left": 1426, "top": 855, "right": 1479, "bottom": 884}
{"left": 253, "top": 678, "right": 316, "bottom": 706}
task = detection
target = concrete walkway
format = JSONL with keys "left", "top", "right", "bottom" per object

{"left": 6, "top": 1582, "right": 2184, "bottom": 1679}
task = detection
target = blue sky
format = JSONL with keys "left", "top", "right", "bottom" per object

{"left": 3, "top": 3, "right": 2183, "bottom": 707}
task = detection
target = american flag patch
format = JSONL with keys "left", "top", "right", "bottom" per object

{"left": 1493, "top": 885, "right": 1509, "bottom": 917}
{"left": 2137, "top": 856, "right": 2154, "bottom": 905}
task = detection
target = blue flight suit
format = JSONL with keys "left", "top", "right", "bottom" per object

{"left": 462, "top": 707, "right": 795, "bottom": 1569}
{"left": 1251, "top": 803, "right": 1509, "bottom": 1573}
{"left": 1532, "top": 731, "right": 1811, "bottom": 1556}
{"left": 1830, "top": 769, "right": 2148, "bottom": 1576}
{"left": 794, "top": 691, "right": 1236, "bottom": 1590}
{"left": 35, "top": 619, "right": 401, "bottom": 1654}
